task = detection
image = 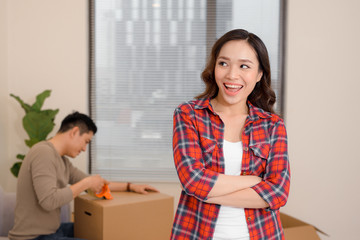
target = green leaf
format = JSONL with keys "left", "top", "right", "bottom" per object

{"left": 10, "top": 94, "right": 32, "bottom": 113}
{"left": 16, "top": 154, "right": 25, "bottom": 160}
{"left": 43, "top": 109, "right": 60, "bottom": 120}
{"left": 10, "top": 162, "right": 22, "bottom": 178}
{"left": 25, "top": 138, "right": 40, "bottom": 148}
{"left": 23, "top": 111, "right": 56, "bottom": 141}
{"left": 31, "top": 90, "right": 51, "bottom": 111}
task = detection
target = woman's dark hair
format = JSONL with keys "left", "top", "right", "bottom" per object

{"left": 197, "top": 29, "right": 276, "bottom": 113}
{"left": 58, "top": 111, "right": 97, "bottom": 135}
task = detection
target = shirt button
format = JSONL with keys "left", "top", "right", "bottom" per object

{"left": 247, "top": 217, "right": 252, "bottom": 221}
{"left": 243, "top": 146, "right": 249, "bottom": 151}
{"left": 242, "top": 172, "right": 247, "bottom": 176}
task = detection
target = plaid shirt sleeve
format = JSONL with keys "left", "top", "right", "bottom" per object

{"left": 173, "top": 104, "right": 219, "bottom": 201}
{"left": 251, "top": 118, "right": 290, "bottom": 210}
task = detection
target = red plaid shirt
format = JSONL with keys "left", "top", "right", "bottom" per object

{"left": 171, "top": 98, "right": 290, "bottom": 240}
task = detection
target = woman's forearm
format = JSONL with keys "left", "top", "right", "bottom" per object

{"left": 207, "top": 174, "right": 262, "bottom": 198}
{"left": 206, "top": 188, "right": 269, "bottom": 209}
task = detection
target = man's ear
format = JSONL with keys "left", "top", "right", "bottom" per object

{"left": 69, "top": 126, "right": 80, "bottom": 138}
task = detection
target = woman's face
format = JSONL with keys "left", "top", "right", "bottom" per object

{"left": 214, "top": 40, "right": 263, "bottom": 108}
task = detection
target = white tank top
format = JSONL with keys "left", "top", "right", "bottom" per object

{"left": 212, "top": 140, "right": 250, "bottom": 240}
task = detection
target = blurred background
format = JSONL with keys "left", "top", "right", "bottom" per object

{"left": 1, "top": 0, "right": 359, "bottom": 239}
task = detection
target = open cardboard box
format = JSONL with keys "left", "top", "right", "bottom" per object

{"left": 281, "top": 212, "right": 326, "bottom": 240}
{"left": 74, "top": 191, "right": 174, "bottom": 240}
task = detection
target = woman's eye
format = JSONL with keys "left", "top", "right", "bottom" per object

{"left": 218, "top": 61, "right": 227, "bottom": 67}
{"left": 240, "top": 64, "right": 249, "bottom": 69}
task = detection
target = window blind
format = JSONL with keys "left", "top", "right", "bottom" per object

{"left": 89, "top": 0, "right": 285, "bottom": 182}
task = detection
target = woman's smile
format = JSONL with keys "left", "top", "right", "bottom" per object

{"left": 223, "top": 82, "right": 244, "bottom": 96}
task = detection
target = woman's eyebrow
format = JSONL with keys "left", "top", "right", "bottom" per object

{"left": 218, "top": 56, "right": 254, "bottom": 64}
{"left": 238, "top": 58, "right": 254, "bottom": 64}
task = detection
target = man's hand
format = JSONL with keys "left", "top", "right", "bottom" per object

{"left": 71, "top": 174, "right": 109, "bottom": 198}
{"left": 86, "top": 175, "right": 109, "bottom": 193}
{"left": 129, "top": 184, "right": 159, "bottom": 194}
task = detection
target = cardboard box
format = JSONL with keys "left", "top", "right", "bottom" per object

{"left": 74, "top": 192, "right": 174, "bottom": 240}
{"left": 281, "top": 213, "right": 326, "bottom": 240}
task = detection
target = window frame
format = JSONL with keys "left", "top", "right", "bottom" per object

{"left": 88, "top": 0, "right": 287, "bottom": 177}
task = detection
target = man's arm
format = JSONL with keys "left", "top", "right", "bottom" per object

{"left": 108, "top": 182, "right": 159, "bottom": 194}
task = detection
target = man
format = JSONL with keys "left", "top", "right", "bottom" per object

{"left": 9, "top": 112, "right": 158, "bottom": 240}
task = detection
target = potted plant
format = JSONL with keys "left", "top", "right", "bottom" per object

{"left": 10, "top": 89, "right": 59, "bottom": 177}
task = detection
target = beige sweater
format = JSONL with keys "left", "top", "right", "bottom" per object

{"left": 8, "top": 141, "right": 87, "bottom": 240}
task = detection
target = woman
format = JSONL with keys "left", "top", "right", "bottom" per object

{"left": 171, "top": 29, "right": 290, "bottom": 240}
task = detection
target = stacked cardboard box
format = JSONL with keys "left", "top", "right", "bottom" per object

{"left": 74, "top": 192, "right": 174, "bottom": 240}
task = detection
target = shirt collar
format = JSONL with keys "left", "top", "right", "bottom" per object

{"left": 247, "top": 102, "right": 272, "bottom": 121}
{"left": 194, "top": 98, "right": 272, "bottom": 120}
{"left": 194, "top": 98, "right": 212, "bottom": 110}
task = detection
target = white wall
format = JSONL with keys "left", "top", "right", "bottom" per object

{"left": 0, "top": 0, "right": 9, "bottom": 189}
{"left": 1, "top": 0, "right": 360, "bottom": 239}
{"left": 1, "top": 0, "right": 89, "bottom": 190}
{"left": 284, "top": 0, "right": 360, "bottom": 239}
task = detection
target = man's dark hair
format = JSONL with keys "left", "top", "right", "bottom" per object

{"left": 58, "top": 111, "right": 97, "bottom": 135}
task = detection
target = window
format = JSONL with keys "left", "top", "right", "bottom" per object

{"left": 90, "top": 0, "right": 286, "bottom": 182}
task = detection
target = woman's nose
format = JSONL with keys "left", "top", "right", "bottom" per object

{"left": 227, "top": 66, "right": 240, "bottom": 79}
